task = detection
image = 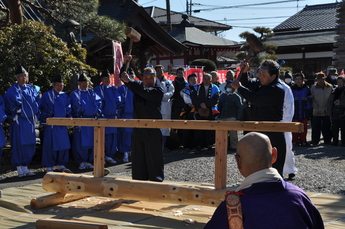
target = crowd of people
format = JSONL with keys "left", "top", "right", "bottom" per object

{"left": 0, "top": 64, "right": 138, "bottom": 179}
{"left": 1, "top": 61, "right": 342, "bottom": 181}
{"left": 0, "top": 59, "right": 327, "bottom": 227}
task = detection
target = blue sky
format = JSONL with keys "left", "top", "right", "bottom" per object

{"left": 140, "top": 0, "right": 336, "bottom": 42}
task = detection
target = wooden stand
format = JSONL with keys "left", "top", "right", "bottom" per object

{"left": 30, "top": 118, "right": 302, "bottom": 209}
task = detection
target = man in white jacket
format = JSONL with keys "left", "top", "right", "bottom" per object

{"left": 280, "top": 79, "right": 298, "bottom": 180}
{"left": 155, "top": 65, "right": 175, "bottom": 146}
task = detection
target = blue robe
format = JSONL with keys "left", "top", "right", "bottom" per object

{"left": 116, "top": 84, "right": 134, "bottom": 153}
{"left": 4, "top": 83, "right": 39, "bottom": 166}
{"left": 0, "top": 96, "right": 7, "bottom": 159}
{"left": 94, "top": 84, "right": 117, "bottom": 157}
{"left": 204, "top": 180, "right": 324, "bottom": 229}
{"left": 40, "top": 90, "right": 71, "bottom": 167}
{"left": 70, "top": 88, "right": 102, "bottom": 163}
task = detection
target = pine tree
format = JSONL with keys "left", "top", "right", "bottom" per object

{"left": 0, "top": 0, "right": 126, "bottom": 42}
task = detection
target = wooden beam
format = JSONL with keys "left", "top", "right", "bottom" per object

{"left": 30, "top": 193, "right": 88, "bottom": 209}
{"left": 36, "top": 218, "right": 108, "bottom": 229}
{"left": 214, "top": 130, "right": 228, "bottom": 189}
{"left": 47, "top": 118, "right": 303, "bottom": 133}
{"left": 42, "top": 173, "right": 235, "bottom": 208}
{"left": 93, "top": 126, "right": 105, "bottom": 178}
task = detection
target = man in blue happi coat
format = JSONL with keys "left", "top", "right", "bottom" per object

{"left": 70, "top": 73, "right": 102, "bottom": 170}
{"left": 205, "top": 132, "right": 324, "bottom": 229}
{"left": 191, "top": 73, "right": 220, "bottom": 153}
{"left": 4, "top": 65, "right": 40, "bottom": 177}
{"left": 40, "top": 75, "right": 72, "bottom": 173}
{"left": 116, "top": 67, "right": 135, "bottom": 163}
{"left": 94, "top": 70, "right": 118, "bottom": 164}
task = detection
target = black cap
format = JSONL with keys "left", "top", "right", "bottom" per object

{"left": 78, "top": 73, "right": 89, "bottom": 82}
{"left": 52, "top": 74, "right": 63, "bottom": 83}
{"left": 15, "top": 65, "right": 28, "bottom": 75}
{"left": 101, "top": 69, "right": 111, "bottom": 78}
{"left": 285, "top": 71, "right": 292, "bottom": 78}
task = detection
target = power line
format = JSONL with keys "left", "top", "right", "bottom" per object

{"left": 218, "top": 16, "right": 290, "bottom": 22}
{"left": 192, "top": 0, "right": 304, "bottom": 12}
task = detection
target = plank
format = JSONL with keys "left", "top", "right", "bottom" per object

{"left": 47, "top": 118, "right": 303, "bottom": 133}
{"left": 36, "top": 218, "right": 107, "bottom": 229}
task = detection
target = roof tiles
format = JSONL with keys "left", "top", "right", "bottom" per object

{"left": 273, "top": 3, "right": 338, "bottom": 32}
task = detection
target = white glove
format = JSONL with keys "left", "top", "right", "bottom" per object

{"left": 17, "top": 109, "right": 21, "bottom": 113}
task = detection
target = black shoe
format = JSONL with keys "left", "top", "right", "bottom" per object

{"left": 287, "top": 173, "right": 295, "bottom": 181}
{"left": 301, "top": 142, "right": 309, "bottom": 147}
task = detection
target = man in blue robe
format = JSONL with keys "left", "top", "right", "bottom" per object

{"left": 121, "top": 67, "right": 164, "bottom": 182}
{"left": 94, "top": 70, "right": 118, "bottom": 164}
{"left": 4, "top": 66, "right": 40, "bottom": 177}
{"left": 116, "top": 68, "right": 135, "bottom": 163}
{"left": 70, "top": 73, "right": 102, "bottom": 170}
{"left": 0, "top": 95, "right": 7, "bottom": 180}
{"left": 204, "top": 132, "right": 324, "bottom": 229}
{"left": 40, "top": 75, "right": 72, "bottom": 173}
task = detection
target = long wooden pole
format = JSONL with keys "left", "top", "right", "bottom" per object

{"left": 42, "top": 173, "right": 234, "bottom": 208}
{"left": 47, "top": 118, "right": 303, "bottom": 132}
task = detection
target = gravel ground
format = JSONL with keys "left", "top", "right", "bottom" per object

{"left": 115, "top": 143, "right": 345, "bottom": 196}
{"left": 1, "top": 131, "right": 345, "bottom": 196}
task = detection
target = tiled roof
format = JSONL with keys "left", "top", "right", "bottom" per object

{"left": 98, "top": 0, "right": 140, "bottom": 22}
{"left": 169, "top": 26, "right": 239, "bottom": 47}
{"left": 273, "top": 3, "right": 338, "bottom": 32}
{"left": 145, "top": 6, "right": 231, "bottom": 32}
{"left": 267, "top": 30, "right": 336, "bottom": 47}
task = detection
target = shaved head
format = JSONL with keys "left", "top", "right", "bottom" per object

{"left": 235, "top": 132, "right": 277, "bottom": 177}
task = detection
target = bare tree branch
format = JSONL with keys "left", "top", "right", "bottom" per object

{"left": 21, "top": 0, "right": 63, "bottom": 24}
{"left": 0, "top": 3, "right": 10, "bottom": 28}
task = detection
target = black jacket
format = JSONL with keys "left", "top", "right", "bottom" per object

{"left": 238, "top": 73, "right": 284, "bottom": 121}
{"left": 125, "top": 80, "right": 163, "bottom": 119}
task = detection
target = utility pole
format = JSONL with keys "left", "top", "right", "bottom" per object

{"left": 186, "top": 0, "right": 193, "bottom": 16}
{"left": 166, "top": 0, "right": 172, "bottom": 32}
{"left": 190, "top": 0, "right": 192, "bottom": 16}
{"left": 186, "top": 0, "right": 189, "bottom": 15}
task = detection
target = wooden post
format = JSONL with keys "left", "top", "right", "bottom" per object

{"left": 93, "top": 126, "right": 105, "bottom": 178}
{"left": 215, "top": 130, "right": 228, "bottom": 189}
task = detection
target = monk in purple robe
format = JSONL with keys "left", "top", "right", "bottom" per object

{"left": 205, "top": 132, "right": 324, "bottom": 229}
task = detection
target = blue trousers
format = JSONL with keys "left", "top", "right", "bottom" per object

{"left": 117, "top": 128, "right": 132, "bottom": 153}
{"left": 105, "top": 133, "right": 117, "bottom": 157}
{"left": 72, "top": 127, "right": 93, "bottom": 163}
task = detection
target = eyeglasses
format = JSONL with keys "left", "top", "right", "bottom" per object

{"left": 234, "top": 153, "right": 240, "bottom": 158}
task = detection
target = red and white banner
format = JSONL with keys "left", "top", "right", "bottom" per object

{"left": 113, "top": 41, "right": 123, "bottom": 87}
{"left": 217, "top": 70, "right": 227, "bottom": 83}
{"left": 186, "top": 68, "right": 204, "bottom": 84}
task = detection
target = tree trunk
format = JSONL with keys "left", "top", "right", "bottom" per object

{"left": 6, "top": 0, "right": 23, "bottom": 25}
